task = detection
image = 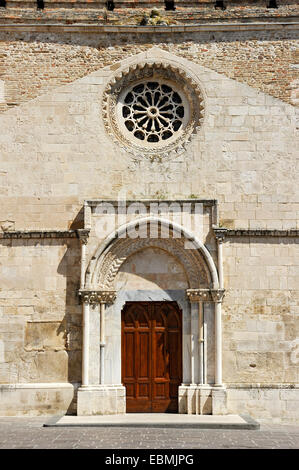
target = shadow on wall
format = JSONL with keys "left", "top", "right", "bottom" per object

{"left": 57, "top": 236, "right": 82, "bottom": 415}
{"left": 0, "top": 231, "right": 82, "bottom": 414}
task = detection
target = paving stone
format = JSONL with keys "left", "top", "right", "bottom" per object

{"left": 0, "top": 417, "right": 298, "bottom": 449}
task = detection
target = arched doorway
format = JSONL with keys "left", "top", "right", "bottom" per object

{"left": 78, "top": 215, "right": 225, "bottom": 416}
{"left": 121, "top": 301, "right": 182, "bottom": 413}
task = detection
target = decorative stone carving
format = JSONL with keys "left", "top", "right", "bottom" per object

{"left": 213, "top": 227, "right": 299, "bottom": 241}
{"left": 186, "top": 289, "right": 212, "bottom": 302}
{"left": 93, "top": 233, "right": 211, "bottom": 290}
{"left": 79, "top": 290, "right": 116, "bottom": 305}
{"left": 210, "top": 289, "right": 226, "bottom": 303}
{"left": 119, "top": 80, "right": 187, "bottom": 145}
{"left": 102, "top": 61, "right": 205, "bottom": 160}
{"left": 0, "top": 230, "right": 78, "bottom": 239}
{"left": 186, "top": 288, "right": 225, "bottom": 303}
{"left": 76, "top": 229, "right": 90, "bottom": 245}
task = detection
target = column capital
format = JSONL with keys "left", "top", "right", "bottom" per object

{"left": 186, "top": 288, "right": 225, "bottom": 303}
{"left": 213, "top": 227, "right": 227, "bottom": 243}
{"left": 79, "top": 290, "right": 116, "bottom": 305}
{"left": 186, "top": 288, "right": 211, "bottom": 302}
{"left": 210, "top": 289, "right": 225, "bottom": 303}
{"left": 76, "top": 229, "right": 90, "bottom": 245}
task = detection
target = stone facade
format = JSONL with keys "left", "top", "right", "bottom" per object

{"left": 0, "top": 28, "right": 298, "bottom": 116}
{"left": 0, "top": 4, "right": 298, "bottom": 422}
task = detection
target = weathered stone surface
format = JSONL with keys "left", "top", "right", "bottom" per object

{"left": 77, "top": 386, "right": 126, "bottom": 416}
{"left": 34, "top": 351, "right": 69, "bottom": 382}
{"left": 0, "top": 33, "right": 297, "bottom": 422}
{"left": 0, "top": 384, "right": 75, "bottom": 416}
{"left": 25, "top": 321, "right": 66, "bottom": 352}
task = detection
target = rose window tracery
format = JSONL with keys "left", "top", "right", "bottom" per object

{"left": 122, "top": 82, "right": 185, "bottom": 143}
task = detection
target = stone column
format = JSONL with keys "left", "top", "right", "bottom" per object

{"left": 190, "top": 302, "right": 196, "bottom": 385}
{"left": 217, "top": 235, "right": 224, "bottom": 290}
{"left": 214, "top": 301, "right": 222, "bottom": 386}
{"left": 77, "top": 229, "right": 90, "bottom": 290}
{"left": 78, "top": 290, "right": 124, "bottom": 416}
{"left": 198, "top": 301, "right": 204, "bottom": 385}
{"left": 100, "top": 301, "right": 106, "bottom": 385}
{"left": 81, "top": 294, "right": 93, "bottom": 387}
{"left": 211, "top": 290, "right": 225, "bottom": 387}
{"left": 186, "top": 289, "right": 210, "bottom": 386}
{"left": 185, "top": 289, "right": 211, "bottom": 414}
{"left": 214, "top": 234, "right": 225, "bottom": 387}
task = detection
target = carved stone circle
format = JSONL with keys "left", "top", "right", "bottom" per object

{"left": 102, "top": 61, "right": 205, "bottom": 160}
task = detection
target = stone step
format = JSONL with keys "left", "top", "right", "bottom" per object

{"left": 44, "top": 413, "right": 260, "bottom": 430}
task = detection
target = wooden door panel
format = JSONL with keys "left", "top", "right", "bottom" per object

{"left": 122, "top": 301, "right": 182, "bottom": 413}
{"left": 153, "top": 331, "right": 167, "bottom": 378}
{"left": 123, "top": 332, "right": 135, "bottom": 379}
{"left": 138, "top": 332, "right": 150, "bottom": 378}
{"left": 168, "top": 331, "right": 180, "bottom": 379}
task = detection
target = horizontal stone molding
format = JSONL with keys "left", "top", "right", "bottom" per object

{"left": 85, "top": 198, "right": 217, "bottom": 207}
{"left": 0, "top": 383, "right": 76, "bottom": 390}
{"left": 0, "top": 22, "right": 298, "bottom": 34}
{"left": 186, "top": 288, "right": 225, "bottom": 303}
{"left": 226, "top": 383, "right": 299, "bottom": 389}
{"left": 0, "top": 230, "right": 79, "bottom": 239}
{"left": 214, "top": 227, "right": 299, "bottom": 241}
{"left": 78, "top": 290, "right": 117, "bottom": 304}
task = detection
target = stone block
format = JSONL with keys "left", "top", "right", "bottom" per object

{"left": 212, "top": 388, "right": 228, "bottom": 415}
{"left": 77, "top": 386, "right": 126, "bottom": 415}
{"left": 35, "top": 351, "right": 68, "bottom": 382}
{"left": 25, "top": 321, "right": 66, "bottom": 351}
{"left": 0, "top": 384, "right": 75, "bottom": 416}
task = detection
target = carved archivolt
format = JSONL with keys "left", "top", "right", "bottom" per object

{"left": 102, "top": 61, "right": 205, "bottom": 160}
{"left": 88, "top": 230, "right": 212, "bottom": 291}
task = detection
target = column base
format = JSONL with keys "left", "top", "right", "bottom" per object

{"left": 179, "top": 385, "right": 227, "bottom": 415}
{"left": 77, "top": 385, "right": 126, "bottom": 416}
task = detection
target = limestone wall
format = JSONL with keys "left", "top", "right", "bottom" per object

{"left": 227, "top": 387, "right": 299, "bottom": 424}
{"left": 0, "top": 238, "right": 81, "bottom": 386}
{"left": 222, "top": 236, "right": 299, "bottom": 384}
{"left": 0, "top": 29, "right": 298, "bottom": 116}
{"left": 0, "top": 47, "right": 297, "bottom": 231}
{"left": 0, "top": 38, "right": 298, "bottom": 420}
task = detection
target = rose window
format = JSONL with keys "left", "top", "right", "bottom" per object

{"left": 103, "top": 63, "right": 205, "bottom": 159}
{"left": 120, "top": 81, "right": 187, "bottom": 145}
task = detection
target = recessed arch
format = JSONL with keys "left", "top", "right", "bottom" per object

{"left": 85, "top": 216, "right": 219, "bottom": 290}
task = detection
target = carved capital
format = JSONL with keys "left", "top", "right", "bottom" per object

{"left": 210, "top": 289, "right": 225, "bottom": 303}
{"left": 76, "top": 229, "right": 90, "bottom": 245}
{"left": 186, "top": 288, "right": 225, "bottom": 303}
{"left": 186, "top": 289, "right": 212, "bottom": 302}
{"left": 79, "top": 290, "right": 116, "bottom": 305}
{"left": 213, "top": 227, "right": 227, "bottom": 243}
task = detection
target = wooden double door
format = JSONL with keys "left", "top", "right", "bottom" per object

{"left": 121, "top": 301, "right": 182, "bottom": 413}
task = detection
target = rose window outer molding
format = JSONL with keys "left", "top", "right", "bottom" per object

{"left": 102, "top": 62, "right": 205, "bottom": 160}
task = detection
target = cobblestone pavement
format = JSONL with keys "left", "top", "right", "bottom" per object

{"left": 0, "top": 417, "right": 298, "bottom": 449}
